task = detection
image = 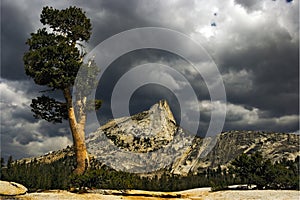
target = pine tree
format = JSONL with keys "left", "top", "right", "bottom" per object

{"left": 7, "top": 156, "right": 13, "bottom": 169}
{"left": 23, "top": 6, "right": 101, "bottom": 175}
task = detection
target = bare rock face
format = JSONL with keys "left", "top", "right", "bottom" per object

{"left": 0, "top": 181, "right": 28, "bottom": 196}
{"left": 17, "top": 100, "right": 299, "bottom": 176}
{"left": 86, "top": 100, "right": 300, "bottom": 174}
{"left": 171, "top": 131, "right": 300, "bottom": 175}
{"left": 86, "top": 100, "right": 195, "bottom": 173}
{"left": 96, "top": 99, "right": 177, "bottom": 152}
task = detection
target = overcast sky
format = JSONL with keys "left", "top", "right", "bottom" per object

{"left": 1, "top": 0, "right": 299, "bottom": 160}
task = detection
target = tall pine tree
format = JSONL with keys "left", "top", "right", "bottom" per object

{"left": 23, "top": 6, "right": 101, "bottom": 175}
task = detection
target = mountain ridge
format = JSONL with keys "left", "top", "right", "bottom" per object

{"left": 13, "top": 100, "right": 300, "bottom": 176}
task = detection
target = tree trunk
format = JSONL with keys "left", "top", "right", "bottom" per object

{"left": 63, "top": 88, "right": 88, "bottom": 175}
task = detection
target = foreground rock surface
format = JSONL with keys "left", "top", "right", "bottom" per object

{"left": 0, "top": 180, "right": 28, "bottom": 196}
{"left": 2, "top": 189, "right": 299, "bottom": 200}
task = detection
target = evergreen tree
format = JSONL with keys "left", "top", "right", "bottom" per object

{"left": 231, "top": 152, "right": 299, "bottom": 190}
{"left": 23, "top": 6, "right": 101, "bottom": 175}
{"left": 231, "top": 153, "right": 253, "bottom": 187}
{"left": 0, "top": 157, "right": 4, "bottom": 179}
{"left": 7, "top": 156, "right": 13, "bottom": 169}
{"left": 0, "top": 157, "right": 4, "bottom": 168}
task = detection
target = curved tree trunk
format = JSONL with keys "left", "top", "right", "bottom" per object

{"left": 63, "top": 88, "right": 89, "bottom": 175}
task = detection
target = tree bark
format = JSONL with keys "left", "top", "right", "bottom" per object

{"left": 63, "top": 88, "right": 88, "bottom": 175}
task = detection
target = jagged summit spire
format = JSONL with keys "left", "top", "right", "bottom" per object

{"left": 149, "top": 99, "right": 176, "bottom": 125}
{"left": 95, "top": 99, "right": 178, "bottom": 153}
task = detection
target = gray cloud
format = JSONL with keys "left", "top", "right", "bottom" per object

{"left": 234, "top": 0, "right": 262, "bottom": 12}
{"left": 1, "top": 1, "right": 33, "bottom": 80}
{"left": 213, "top": 16, "right": 298, "bottom": 116}
{"left": 0, "top": 79, "right": 72, "bottom": 159}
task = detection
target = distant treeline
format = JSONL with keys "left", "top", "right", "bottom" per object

{"left": 231, "top": 152, "right": 299, "bottom": 190}
{"left": 0, "top": 152, "right": 299, "bottom": 192}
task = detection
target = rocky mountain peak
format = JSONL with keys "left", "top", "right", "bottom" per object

{"left": 95, "top": 100, "right": 178, "bottom": 153}
{"left": 14, "top": 99, "right": 299, "bottom": 175}
{"left": 148, "top": 99, "right": 176, "bottom": 125}
{"left": 86, "top": 101, "right": 299, "bottom": 174}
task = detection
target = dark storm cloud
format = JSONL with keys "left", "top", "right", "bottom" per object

{"left": 74, "top": 0, "right": 198, "bottom": 49}
{"left": 86, "top": 0, "right": 299, "bottom": 127}
{"left": 129, "top": 84, "right": 181, "bottom": 118}
{"left": 215, "top": 18, "right": 299, "bottom": 117}
{"left": 74, "top": 0, "right": 152, "bottom": 49}
{"left": 196, "top": 100, "right": 299, "bottom": 133}
{"left": 234, "top": 0, "right": 262, "bottom": 11}
{"left": 94, "top": 48, "right": 209, "bottom": 127}
{"left": 1, "top": 1, "right": 33, "bottom": 80}
{"left": 0, "top": 78, "right": 72, "bottom": 160}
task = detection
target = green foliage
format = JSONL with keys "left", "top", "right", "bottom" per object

{"left": 231, "top": 152, "right": 299, "bottom": 190}
{"left": 24, "top": 28, "right": 82, "bottom": 89}
{"left": 30, "top": 95, "right": 68, "bottom": 123}
{"left": 7, "top": 156, "right": 13, "bottom": 169}
{"left": 210, "top": 180, "right": 228, "bottom": 191}
{"left": 1, "top": 155, "right": 237, "bottom": 192}
{"left": 1, "top": 153, "right": 298, "bottom": 192}
{"left": 40, "top": 6, "right": 91, "bottom": 42}
{"left": 69, "top": 168, "right": 138, "bottom": 190}
{"left": 24, "top": 6, "right": 91, "bottom": 89}
{"left": 1, "top": 155, "right": 75, "bottom": 191}
{"left": 68, "top": 167, "right": 239, "bottom": 192}
{"left": 23, "top": 6, "right": 100, "bottom": 124}
{"left": 0, "top": 157, "right": 6, "bottom": 179}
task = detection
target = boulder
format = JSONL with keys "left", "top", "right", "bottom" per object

{"left": 0, "top": 181, "right": 28, "bottom": 196}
